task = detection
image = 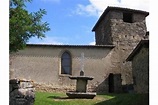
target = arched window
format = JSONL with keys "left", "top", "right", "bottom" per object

{"left": 61, "top": 51, "right": 72, "bottom": 75}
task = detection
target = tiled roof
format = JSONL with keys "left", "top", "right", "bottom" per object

{"left": 92, "top": 6, "right": 149, "bottom": 31}
{"left": 26, "top": 44, "right": 115, "bottom": 48}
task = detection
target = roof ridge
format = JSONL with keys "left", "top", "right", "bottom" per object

{"left": 26, "top": 44, "right": 115, "bottom": 48}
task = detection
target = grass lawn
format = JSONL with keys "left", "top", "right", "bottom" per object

{"left": 34, "top": 91, "right": 149, "bottom": 105}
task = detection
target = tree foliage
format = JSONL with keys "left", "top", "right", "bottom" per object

{"left": 10, "top": 0, "right": 50, "bottom": 53}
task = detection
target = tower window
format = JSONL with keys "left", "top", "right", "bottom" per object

{"left": 123, "top": 12, "right": 133, "bottom": 23}
{"left": 61, "top": 51, "right": 72, "bottom": 75}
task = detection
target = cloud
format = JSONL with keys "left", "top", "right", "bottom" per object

{"left": 119, "top": 0, "right": 149, "bottom": 10}
{"left": 74, "top": 0, "right": 149, "bottom": 17}
{"left": 73, "top": 4, "right": 99, "bottom": 17}
{"left": 74, "top": 0, "right": 149, "bottom": 30}
{"left": 89, "top": 41, "right": 96, "bottom": 45}
{"left": 28, "top": 36, "right": 64, "bottom": 45}
{"left": 93, "top": 0, "right": 149, "bottom": 12}
{"left": 117, "top": 0, "right": 121, "bottom": 3}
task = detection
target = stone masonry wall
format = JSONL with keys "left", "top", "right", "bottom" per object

{"left": 94, "top": 10, "right": 148, "bottom": 85}
{"left": 110, "top": 11, "right": 148, "bottom": 85}
{"left": 9, "top": 79, "right": 35, "bottom": 105}
{"left": 132, "top": 46, "right": 149, "bottom": 93}
{"left": 95, "top": 12, "right": 112, "bottom": 45}
{"left": 10, "top": 46, "right": 114, "bottom": 93}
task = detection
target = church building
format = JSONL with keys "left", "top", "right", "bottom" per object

{"left": 10, "top": 6, "right": 149, "bottom": 93}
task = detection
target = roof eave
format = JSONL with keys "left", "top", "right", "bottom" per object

{"left": 126, "top": 40, "right": 149, "bottom": 61}
{"left": 26, "top": 44, "right": 116, "bottom": 48}
{"left": 92, "top": 6, "right": 149, "bottom": 32}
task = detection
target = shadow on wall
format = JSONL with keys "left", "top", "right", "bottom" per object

{"left": 122, "top": 84, "right": 134, "bottom": 93}
{"left": 94, "top": 93, "right": 149, "bottom": 105}
{"left": 95, "top": 77, "right": 109, "bottom": 94}
{"left": 96, "top": 73, "right": 134, "bottom": 94}
{"left": 96, "top": 73, "right": 123, "bottom": 94}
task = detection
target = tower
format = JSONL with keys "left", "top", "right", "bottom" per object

{"left": 92, "top": 6, "right": 149, "bottom": 85}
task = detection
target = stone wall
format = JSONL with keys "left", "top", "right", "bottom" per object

{"left": 113, "top": 74, "right": 122, "bottom": 93}
{"left": 132, "top": 45, "right": 149, "bottom": 93}
{"left": 9, "top": 79, "right": 35, "bottom": 105}
{"left": 94, "top": 9, "right": 148, "bottom": 85}
{"left": 95, "top": 12, "right": 112, "bottom": 45}
{"left": 10, "top": 46, "right": 115, "bottom": 93}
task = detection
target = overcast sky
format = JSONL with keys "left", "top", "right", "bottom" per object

{"left": 27, "top": 0, "right": 149, "bottom": 45}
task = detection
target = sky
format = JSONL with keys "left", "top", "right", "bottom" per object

{"left": 27, "top": 0, "right": 149, "bottom": 45}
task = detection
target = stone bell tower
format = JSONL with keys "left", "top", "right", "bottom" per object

{"left": 92, "top": 6, "right": 149, "bottom": 85}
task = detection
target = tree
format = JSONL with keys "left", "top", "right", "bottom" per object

{"left": 9, "top": 0, "right": 50, "bottom": 53}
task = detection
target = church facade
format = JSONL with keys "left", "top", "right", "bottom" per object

{"left": 10, "top": 6, "right": 149, "bottom": 93}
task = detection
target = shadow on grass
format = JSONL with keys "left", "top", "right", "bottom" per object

{"left": 47, "top": 96, "right": 70, "bottom": 99}
{"left": 47, "top": 96, "right": 92, "bottom": 100}
{"left": 95, "top": 93, "right": 149, "bottom": 105}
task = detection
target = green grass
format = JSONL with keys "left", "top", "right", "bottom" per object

{"left": 34, "top": 91, "right": 149, "bottom": 105}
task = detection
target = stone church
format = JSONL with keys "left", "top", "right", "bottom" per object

{"left": 10, "top": 6, "right": 149, "bottom": 93}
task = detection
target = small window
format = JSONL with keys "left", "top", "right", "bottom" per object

{"left": 123, "top": 12, "right": 133, "bottom": 23}
{"left": 61, "top": 51, "right": 72, "bottom": 75}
